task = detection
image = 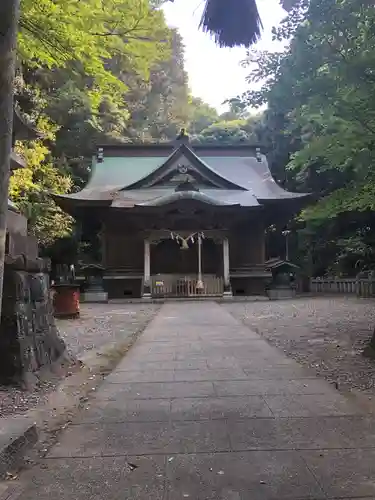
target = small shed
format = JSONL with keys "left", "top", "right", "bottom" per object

{"left": 265, "top": 258, "right": 300, "bottom": 299}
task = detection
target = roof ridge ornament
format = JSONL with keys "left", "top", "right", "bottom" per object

{"left": 175, "top": 164, "right": 200, "bottom": 192}
{"left": 256, "top": 147, "right": 262, "bottom": 162}
{"left": 177, "top": 163, "right": 189, "bottom": 174}
{"left": 97, "top": 147, "right": 104, "bottom": 163}
{"left": 175, "top": 128, "right": 190, "bottom": 146}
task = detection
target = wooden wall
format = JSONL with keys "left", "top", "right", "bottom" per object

{"left": 103, "top": 229, "right": 144, "bottom": 270}
{"left": 229, "top": 218, "right": 265, "bottom": 268}
{"left": 103, "top": 215, "right": 265, "bottom": 273}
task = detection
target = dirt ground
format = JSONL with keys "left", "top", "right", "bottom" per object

{"left": 0, "top": 304, "right": 159, "bottom": 417}
{"left": 224, "top": 296, "right": 375, "bottom": 394}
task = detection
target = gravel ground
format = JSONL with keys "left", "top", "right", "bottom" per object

{"left": 224, "top": 296, "right": 375, "bottom": 394}
{"left": 0, "top": 303, "right": 159, "bottom": 417}
{"left": 56, "top": 303, "right": 160, "bottom": 359}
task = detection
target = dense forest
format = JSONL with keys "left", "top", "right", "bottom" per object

{"left": 239, "top": 0, "right": 375, "bottom": 277}
{"left": 11, "top": 0, "right": 375, "bottom": 279}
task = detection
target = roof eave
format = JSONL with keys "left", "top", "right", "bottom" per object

{"left": 133, "top": 190, "right": 241, "bottom": 208}
{"left": 52, "top": 193, "right": 112, "bottom": 216}
{"left": 259, "top": 192, "right": 311, "bottom": 203}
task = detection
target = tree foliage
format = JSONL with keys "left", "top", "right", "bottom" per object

{"left": 10, "top": 0, "right": 186, "bottom": 247}
{"left": 191, "top": 117, "right": 259, "bottom": 145}
{"left": 19, "top": 0, "right": 170, "bottom": 100}
{"left": 241, "top": 0, "right": 375, "bottom": 275}
{"left": 10, "top": 118, "right": 73, "bottom": 246}
{"left": 187, "top": 97, "right": 219, "bottom": 136}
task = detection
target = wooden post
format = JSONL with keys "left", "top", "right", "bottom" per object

{"left": 195, "top": 233, "right": 204, "bottom": 292}
{"left": 100, "top": 222, "right": 106, "bottom": 268}
{"left": 222, "top": 237, "right": 232, "bottom": 297}
{"left": 198, "top": 234, "right": 202, "bottom": 282}
{"left": 143, "top": 239, "right": 151, "bottom": 298}
{"left": 0, "top": 0, "right": 21, "bottom": 317}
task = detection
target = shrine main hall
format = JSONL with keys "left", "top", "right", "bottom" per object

{"left": 54, "top": 136, "right": 306, "bottom": 299}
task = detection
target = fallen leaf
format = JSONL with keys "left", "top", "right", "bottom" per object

{"left": 127, "top": 462, "right": 138, "bottom": 471}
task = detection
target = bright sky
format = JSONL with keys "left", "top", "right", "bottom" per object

{"left": 162, "top": 0, "right": 286, "bottom": 112}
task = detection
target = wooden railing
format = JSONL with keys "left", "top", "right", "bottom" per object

{"left": 151, "top": 274, "right": 224, "bottom": 298}
{"left": 310, "top": 277, "right": 375, "bottom": 297}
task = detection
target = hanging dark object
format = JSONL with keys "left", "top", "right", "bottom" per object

{"left": 199, "top": 0, "right": 263, "bottom": 48}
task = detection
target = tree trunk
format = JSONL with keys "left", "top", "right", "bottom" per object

{"left": 0, "top": 0, "right": 21, "bottom": 316}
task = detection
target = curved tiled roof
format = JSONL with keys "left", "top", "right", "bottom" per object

{"left": 53, "top": 144, "right": 308, "bottom": 211}
{"left": 110, "top": 189, "right": 259, "bottom": 209}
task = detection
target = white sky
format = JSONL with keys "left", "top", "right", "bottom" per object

{"left": 162, "top": 0, "right": 285, "bottom": 112}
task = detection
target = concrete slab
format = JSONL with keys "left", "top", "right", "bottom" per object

{"left": 242, "top": 366, "right": 317, "bottom": 379}
{"left": 213, "top": 378, "right": 334, "bottom": 396}
{"left": 172, "top": 368, "right": 248, "bottom": 381}
{"left": 301, "top": 448, "right": 375, "bottom": 498}
{"left": 264, "top": 393, "right": 365, "bottom": 417}
{"left": 104, "top": 369, "right": 175, "bottom": 383}
{"left": 14, "top": 455, "right": 165, "bottom": 500}
{"left": 75, "top": 398, "right": 172, "bottom": 424}
{"left": 48, "top": 420, "right": 231, "bottom": 457}
{"left": 97, "top": 380, "right": 216, "bottom": 399}
{"left": 229, "top": 416, "right": 375, "bottom": 451}
{"left": 116, "top": 359, "right": 209, "bottom": 371}
{"left": 170, "top": 396, "right": 273, "bottom": 420}
{"left": 165, "top": 451, "right": 326, "bottom": 500}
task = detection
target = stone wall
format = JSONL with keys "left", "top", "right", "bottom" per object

{"left": 0, "top": 255, "right": 67, "bottom": 387}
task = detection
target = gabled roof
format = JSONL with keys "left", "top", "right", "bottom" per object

{"left": 265, "top": 258, "right": 300, "bottom": 270}
{"left": 124, "top": 143, "right": 245, "bottom": 191}
{"left": 53, "top": 142, "right": 309, "bottom": 213}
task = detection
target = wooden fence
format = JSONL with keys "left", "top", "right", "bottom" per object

{"left": 310, "top": 277, "right": 375, "bottom": 297}
{"left": 151, "top": 274, "right": 224, "bottom": 298}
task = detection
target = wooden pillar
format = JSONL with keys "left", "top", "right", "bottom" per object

{"left": 100, "top": 223, "right": 106, "bottom": 267}
{"left": 198, "top": 234, "right": 202, "bottom": 282}
{"left": 222, "top": 237, "right": 232, "bottom": 297}
{"left": 196, "top": 233, "right": 204, "bottom": 290}
{"left": 143, "top": 239, "right": 151, "bottom": 298}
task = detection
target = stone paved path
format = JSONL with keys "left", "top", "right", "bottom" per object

{"left": 14, "top": 302, "right": 375, "bottom": 499}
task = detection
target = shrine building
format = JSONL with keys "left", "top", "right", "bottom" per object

{"left": 54, "top": 135, "right": 307, "bottom": 299}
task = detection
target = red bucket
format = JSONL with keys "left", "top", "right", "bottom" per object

{"left": 52, "top": 284, "right": 80, "bottom": 318}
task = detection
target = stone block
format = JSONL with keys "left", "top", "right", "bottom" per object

{"left": 267, "top": 287, "right": 296, "bottom": 300}
{"left": 0, "top": 416, "right": 38, "bottom": 478}
{"left": 0, "top": 256, "right": 66, "bottom": 386}
{"left": 81, "top": 291, "right": 108, "bottom": 303}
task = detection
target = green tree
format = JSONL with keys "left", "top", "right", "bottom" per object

{"left": 9, "top": 117, "right": 73, "bottom": 246}
{"left": 0, "top": 0, "right": 21, "bottom": 317}
{"left": 187, "top": 97, "right": 219, "bottom": 136}
{"left": 123, "top": 30, "right": 190, "bottom": 142}
{"left": 240, "top": 0, "right": 375, "bottom": 278}
{"left": 192, "top": 116, "right": 261, "bottom": 145}
{"left": 19, "top": 0, "right": 170, "bottom": 100}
